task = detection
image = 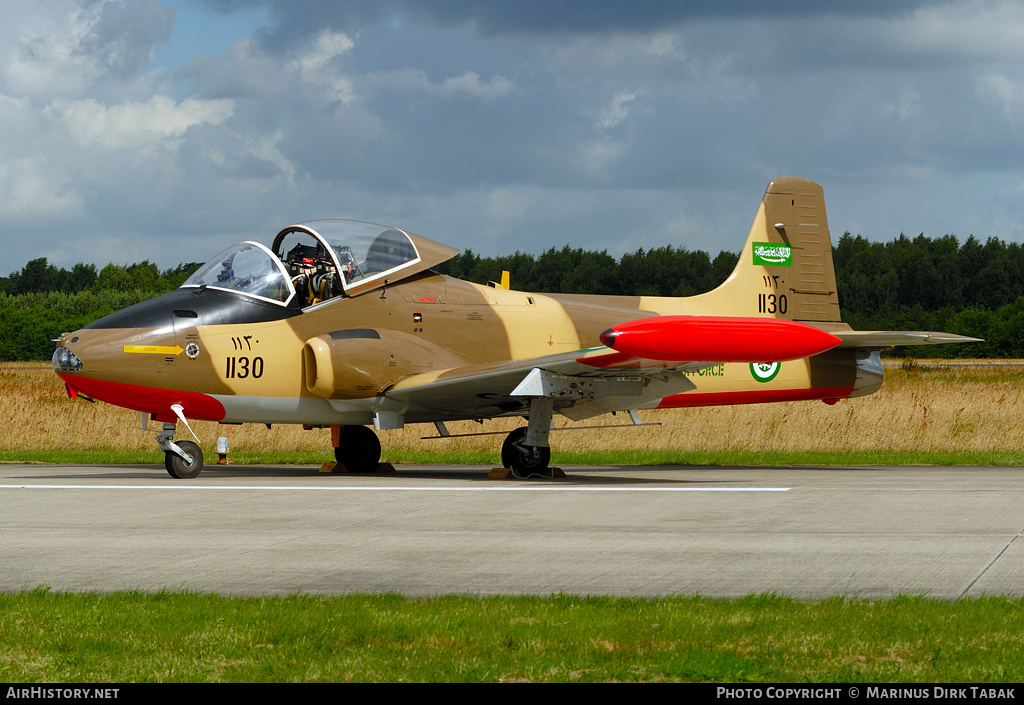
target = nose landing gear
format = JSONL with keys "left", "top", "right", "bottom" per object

{"left": 165, "top": 440, "right": 204, "bottom": 478}
{"left": 157, "top": 421, "right": 204, "bottom": 479}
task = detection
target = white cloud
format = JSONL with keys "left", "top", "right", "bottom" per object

{"left": 288, "top": 29, "right": 356, "bottom": 103}
{"left": 0, "top": 155, "right": 83, "bottom": 221}
{"left": 2, "top": 0, "right": 173, "bottom": 98}
{"left": 361, "top": 68, "right": 516, "bottom": 102}
{"left": 243, "top": 129, "right": 295, "bottom": 181}
{"left": 597, "top": 90, "right": 647, "bottom": 131}
{"left": 49, "top": 95, "right": 234, "bottom": 152}
{"left": 440, "top": 71, "right": 516, "bottom": 101}
{"left": 881, "top": 88, "right": 922, "bottom": 123}
{"left": 890, "top": 0, "right": 1024, "bottom": 63}
{"left": 293, "top": 29, "right": 355, "bottom": 73}
{"left": 976, "top": 74, "right": 1024, "bottom": 130}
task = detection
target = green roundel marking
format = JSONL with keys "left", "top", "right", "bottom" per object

{"left": 750, "top": 362, "right": 781, "bottom": 382}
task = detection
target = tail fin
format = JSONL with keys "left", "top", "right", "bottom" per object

{"left": 687, "top": 177, "right": 841, "bottom": 323}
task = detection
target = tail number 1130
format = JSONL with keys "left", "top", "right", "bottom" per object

{"left": 758, "top": 293, "right": 788, "bottom": 314}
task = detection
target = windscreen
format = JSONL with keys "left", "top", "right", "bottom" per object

{"left": 181, "top": 241, "right": 295, "bottom": 305}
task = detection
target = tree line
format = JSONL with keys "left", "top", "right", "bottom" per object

{"left": 0, "top": 260, "right": 202, "bottom": 361}
{"left": 2, "top": 232, "right": 1024, "bottom": 360}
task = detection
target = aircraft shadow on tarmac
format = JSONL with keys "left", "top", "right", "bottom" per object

{"left": 17, "top": 463, "right": 763, "bottom": 486}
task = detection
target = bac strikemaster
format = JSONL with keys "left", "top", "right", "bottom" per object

{"left": 52, "top": 178, "right": 977, "bottom": 478}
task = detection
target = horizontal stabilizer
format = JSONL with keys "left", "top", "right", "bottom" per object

{"left": 835, "top": 331, "right": 983, "bottom": 348}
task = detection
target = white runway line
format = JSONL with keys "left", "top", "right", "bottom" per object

{"left": 0, "top": 484, "right": 790, "bottom": 492}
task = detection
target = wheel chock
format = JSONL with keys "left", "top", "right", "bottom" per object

{"left": 488, "top": 467, "right": 566, "bottom": 479}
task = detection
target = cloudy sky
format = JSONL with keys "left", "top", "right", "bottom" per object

{"left": 3, "top": 0, "right": 1024, "bottom": 275}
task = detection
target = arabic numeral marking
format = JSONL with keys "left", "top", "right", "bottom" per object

{"left": 758, "top": 293, "right": 788, "bottom": 314}
{"left": 226, "top": 356, "right": 264, "bottom": 379}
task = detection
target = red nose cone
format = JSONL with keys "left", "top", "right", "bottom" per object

{"left": 601, "top": 316, "right": 842, "bottom": 363}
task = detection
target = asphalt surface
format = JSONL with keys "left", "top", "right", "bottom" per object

{"left": 2, "top": 462, "right": 1022, "bottom": 600}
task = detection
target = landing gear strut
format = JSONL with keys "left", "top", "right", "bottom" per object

{"left": 334, "top": 424, "right": 382, "bottom": 473}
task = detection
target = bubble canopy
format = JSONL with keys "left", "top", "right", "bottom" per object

{"left": 181, "top": 220, "right": 460, "bottom": 307}
{"left": 273, "top": 221, "right": 422, "bottom": 295}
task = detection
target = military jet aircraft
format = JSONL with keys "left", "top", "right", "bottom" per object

{"left": 52, "top": 177, "right": 977, "bottom": 478}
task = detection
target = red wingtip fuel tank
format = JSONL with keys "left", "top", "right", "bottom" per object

{"left": 599, "top": 316, "right": 842, "bottom": 363}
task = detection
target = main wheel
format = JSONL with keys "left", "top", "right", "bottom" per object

{"left": 165, "top": 441, "right": 203, "bottom": 479}
{"left": 501, "top": 427, "right": 551, "bottom": 477}
{"left": 334, "top": 425, "right": 382, "bottom": 473}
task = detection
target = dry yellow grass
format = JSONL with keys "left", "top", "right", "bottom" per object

{"left": 8, "top": 360, "right": 1024, "bottom": 458}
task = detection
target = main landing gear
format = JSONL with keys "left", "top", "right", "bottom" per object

{"left": 333, "top": 424, "right": 382, "bottom": 473}
{"left": 500, "top": 398, "right": 556, "bottom": 478}
{"left": 501, "top": 427, "right": 551, "bottom": 476}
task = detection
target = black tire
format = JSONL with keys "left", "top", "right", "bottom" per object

{"left": 165, "top": 441, "right": 203, "bottom": 479}
{"left": 501, "top": 427, "right": 551, "bottom": 476}
{"left": 334, "top": 425, "right": 381, "bottom": 473}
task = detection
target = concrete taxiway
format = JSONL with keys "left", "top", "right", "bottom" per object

{"left": 1, "top": 463, "right": 1022, "bottom": 599}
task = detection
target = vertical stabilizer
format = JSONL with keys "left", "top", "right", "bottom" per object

{"left": 686, "top": 177, "right": 841, "bottom": 322}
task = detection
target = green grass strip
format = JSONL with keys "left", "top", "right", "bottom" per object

{"left": 2, "top": 590, "right": 1023, "bottom": 682}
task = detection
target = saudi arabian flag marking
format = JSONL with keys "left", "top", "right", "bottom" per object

{"left": 752, "top": 242, "right": 792, "bottom": 266}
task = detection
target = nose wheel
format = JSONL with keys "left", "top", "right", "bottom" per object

{"left": 164, "top": 440, "right": 204, "bottom": 479}
{"left": 156, "top": 421, "right": 205, "bottom": 479}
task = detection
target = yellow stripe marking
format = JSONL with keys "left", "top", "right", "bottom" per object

{"left": 124, "top": 345, "right": 183, "bottom": 355}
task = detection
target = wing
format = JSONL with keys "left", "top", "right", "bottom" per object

{"left": 383, "top": 347, "right": 706, "bottom": 423}
{"left": 382, "top": 316, "right": 847, "bottom": 423}
{"left": 380, "top": 317, "right": 981, "bottom": 424}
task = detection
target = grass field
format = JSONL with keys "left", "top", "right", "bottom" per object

{"left": 4, "top": 590, "right": 1024, "bottom": 683}
{"left": 8, "top": 360, "right": 1024, "bottom": 466}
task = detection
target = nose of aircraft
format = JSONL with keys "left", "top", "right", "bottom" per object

{"left": 52, "top": 297, "right": 177, "bottom": 401}
{"left": 54, "top": 297, "right": 176, "bottom": 378}
{"left": 51, "top": 291, "right": 226, "bottom": 423}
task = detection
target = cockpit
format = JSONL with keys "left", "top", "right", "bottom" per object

{"left": 181, "top": 220, "right": 436, "bottom": 309}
